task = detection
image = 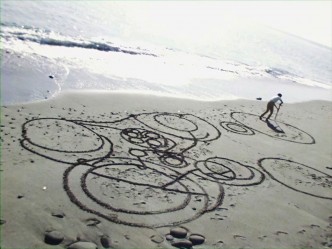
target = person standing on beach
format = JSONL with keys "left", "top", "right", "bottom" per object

{"left": 260, "top": 93, "right": 283, "bottom": 121}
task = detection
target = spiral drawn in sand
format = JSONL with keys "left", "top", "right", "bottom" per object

{"left": 258, "top": 158, "right": 332, "bottom": 199}
{"left": 220, "top": 121, "right": 255, "bottom": 135}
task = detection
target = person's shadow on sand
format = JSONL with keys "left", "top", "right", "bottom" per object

{"left": 266, "top": 120, "right": 285, "bottom": 133}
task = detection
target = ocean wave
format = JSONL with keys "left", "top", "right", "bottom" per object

{"left": 0, "top": 22, "right": 157, "bottom": 57}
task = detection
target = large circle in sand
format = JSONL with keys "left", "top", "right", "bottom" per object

{"left": 230, "top": 112, "right": 315, "bottom": 144}
{"left": 258, "top": 158, "right": 332, "bottom": 199}
{"left": 22, "top": 118, "right": 104, "bottom": 153}
{"left": 64, "top": 158, "right": 222, "bottom": 228}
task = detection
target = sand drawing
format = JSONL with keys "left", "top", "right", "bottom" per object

{"left": 219, "top": 121, "right": 255, "bottom": 136}
{"left": 227, "top": 112, "right": 316, "bottom": 144}
{"left": 258, "top": 158, "right": 332, "bottom": 200}
{"left": 20, "top": 111, "right": 328, "bottom": 228}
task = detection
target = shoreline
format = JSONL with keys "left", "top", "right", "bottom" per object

{"left": 2, "top": 89, "right": 332, "bottom": 108}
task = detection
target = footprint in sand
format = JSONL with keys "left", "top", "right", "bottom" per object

{"left": 275, "top": 231, "right": 288, "bottom": 235}
{"left": 213, "top": 240, "right": 224, "bottom": 247}
{"left": 51, "top": 211, "right": 65, "bottom": 218}
{"left": 85, "top": 218, "right": 101, "bottom": 226}
{"left": 233, "top": 235, "right": 246, "bottom": 240}
{"left": 150, "top": 234, "right": 164, "bottom": 244}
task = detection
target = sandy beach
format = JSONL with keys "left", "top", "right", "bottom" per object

{"left": 0, "top": 91, "right": 331, "bottom": 248}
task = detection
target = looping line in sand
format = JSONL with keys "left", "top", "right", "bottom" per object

{"left": 19, "top": 111, "right": 325, "bottom": 229}
{"left": 228, "top": 112, "right": 315, "bottom": 144}
{"left": 258, "top": 158, "right": 332, "bottom": 199}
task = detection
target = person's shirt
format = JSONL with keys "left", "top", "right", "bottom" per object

{"left": 269, "top": 96, "right": 283, "bottom": 104}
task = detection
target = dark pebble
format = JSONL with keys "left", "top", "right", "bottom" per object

{"left": 68, "top": 241, "right": 98, "bottom": 249}
{"left": 0, "top": 219, "right": 6, "bottom": 225}
{"left": 189, "top": 234, "right": 205, "bottom": 245}
{"left": 165, "top": 234, "right": 174, "bottom": 241}
{"left": 170, "top": 227, "right": 188, "bottom": 238}
{"left": 100, "top": 235, "right": 112, "bottom": 248}
{"left": 44, "top": 230, "right": 64, "bottom": 245}
{"left": 171, "top": 240, "right": 193, "bottom": 248}
{"left": 49, "top": 75, "right": 54, "bottom": 79}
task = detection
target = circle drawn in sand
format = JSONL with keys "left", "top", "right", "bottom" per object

{"left": 195, "top": 157, "right": 265, "bottom": 186}
{"left": 230, "top": 112, "right": 315, "bottom": 144}
{"left": 134, "top": 112, "right": 221, "bottom": 142}
{"left": 64, "top": 157, "right": 225, "bottom": 228}
{"left": 21, "top": 118, "right": 113, "bottom": 164}
{"left": 220, "top": 121, "right": 255, "bottom": 135}
{"left": 258, "top": 158, "right": 332, "bottom": 199}
{"left": 22, "top": 118, "right": 104, "bottom": 153}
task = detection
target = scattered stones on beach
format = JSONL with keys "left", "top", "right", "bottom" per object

{"left": 44, "top": 230, "right": 64, "bottom": 245}
{"left": 150, "top": 234, "right": 164, "bottom": 244}
{"left": 165, "top": 234, "right": 174, "bottom": 241}
{"left": 170, "top": 227, "right": 188, "bottom": 238}
{"left": 67, "top": 241, "right": 98, "bottom": 249}
{"left": 171, "top": 239, "right": 193, "bottom": 248}
{"left": 189, "top": 234, "right": 205, "bottom": 245}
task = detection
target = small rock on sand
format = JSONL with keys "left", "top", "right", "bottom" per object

{"left": 170, "top": 227, "right": 187, "bottom": 238}
{"left": 44, "top": 230, "right": 64, "bottom": 245}
{"left": 67, "top": 241, "right": 98, "bottom": 249}
{"left": 171, "top": 240, "right": 193, "bottom": 248}
{"left": 189, "top": 234, "right": 205, "bottom": 245}
{"left": 100, "top": 235, "right": 112, "bottom": 248}
{"left": 165, "top": 234, "right": 174, "bottom": 241}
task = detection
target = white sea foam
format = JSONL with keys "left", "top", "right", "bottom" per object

{"left": 1, "top": 2, "right": 331, "bottom": 104}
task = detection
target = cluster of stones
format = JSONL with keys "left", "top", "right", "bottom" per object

{"left": 166, "top": 227, "right": 205, "bottom": 248}
{"left": 44, "top": 230, "right": 112, "bottom": 248}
